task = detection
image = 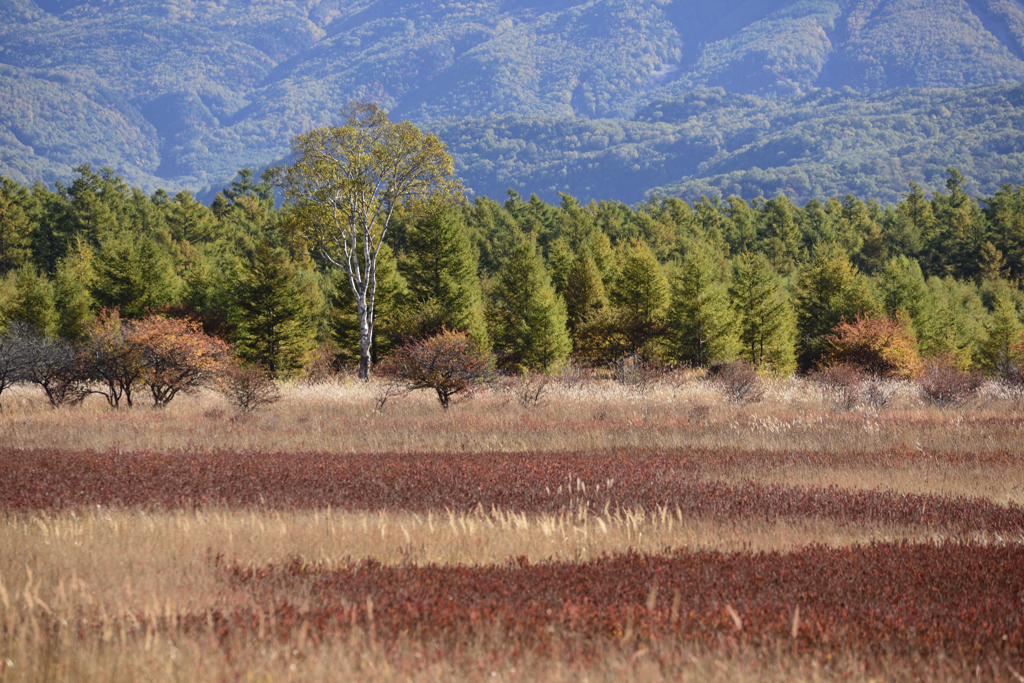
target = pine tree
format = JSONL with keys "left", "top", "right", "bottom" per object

{"left": 919, "top": 276, "right": 986, "bottom": 369}
{"left": 793, "top": 243, "right": 878, "bottom": 369}
{"left": 608, "top": 239, "right": 669, "bottom": 354}
{"left": 486, "top": 229, "right": 571, "bottom": 373}
{"left": 729, "top": 252, "right": 795, "bottom": 373}
{"left": 665, "top": 244, "right": 738, "bottom": 367}
{"left": 977, "top": 297, "right": 1023, "bottom": 373}
{"left": 587, "top": 231, "right": 617, "bottom": 290}
{"left": 53, "top": 240, "right": 96, "bottom": 341}
{"left": 168, "top": 190, "right": 216, "bottom": 244}
{"left": 877, "top": 255, "right": 932, "bottom": 345}
{"left": 563, "top": 249, "right": 606, "bottom": 335}
{"left": 546, "top": 237, "right": 574, "bottom": 296}
{"left": 1, "top": 265, "right": 57, "bottom": 337}
{"left": 0, "top": 178, "right": 34, "bottom": 276}
{"left": 888, "top": 182, "right": 932, "bottom": 261}
{"left": 235, "top": 241, "right": 317, "bottom": 377}
{"left": 92, "top": 230, "right": 178, "bottom": 319}
{"left": 759, "top": 195, "right": 803, "bottom": 273}
{"left": 723, "top": 196, "right": 759, "bottom": 256}
{"left": 554, "top": 192, "right": 596, "bottom": 251}
{"left": 401, "top": 210, "right": 488, "bottom": 348}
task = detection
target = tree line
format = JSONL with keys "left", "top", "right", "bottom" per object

{"left": 2, "top": 159, "right": 1024, "bottom": 388}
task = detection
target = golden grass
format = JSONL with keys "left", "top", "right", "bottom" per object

{"left": 0, "top": 619, "right": 962, "bottom": 683}
{"left": 0, "top": 507, "right": 1000, "bottom": 682}
{"left": 2, "top": 377, "right": 1022, "bottom": 457}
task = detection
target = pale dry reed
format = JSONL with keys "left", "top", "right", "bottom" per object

{"left": 1, "top": 377, "right": 1022, "bottom": 456}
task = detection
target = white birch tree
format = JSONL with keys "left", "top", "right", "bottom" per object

{"left": 270, "top": 103, "right": 462, "bottom": 379}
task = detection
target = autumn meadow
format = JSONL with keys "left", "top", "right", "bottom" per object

{"left": 1, "top": 368, "right": 1023, "bottom": 682}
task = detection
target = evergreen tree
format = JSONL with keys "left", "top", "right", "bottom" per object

{"left": 53, "top": 240, "right": 96, "bottom": 341}
{"left": 486, "top": 229, "right": 571, "bottom": 373}
{"left": 885, "top": 182, "right": 931, "bottom": 261}
{"left": 729, "top": 252, "right": 795, "bottom": 373}
{"left": 919, "top": 276, "right": 987, "bottom": 369}
{"left": 62, "top": 165, "right": 134, "bottom": 246}
{"left": 563, "top": 249, "right": 606, "bottom": 335}
{"left": 168, "top": 190, "right": 216, "bottom": 244}
{"left": 723, "top": 196, "right": 759, "bottom": 256}
{"left": 586, "top": 231, "right": 617, "bottom": 290}
{"left": 546, "top": 237, "right": 574, "bottom": 296}
{"left": 793, "top": 243, "right": 878, "bottom": 369}
{"left": 1, "top": 264, "right": 56, "bottom": 337}
{"left": 877, "top": 255, "right": 932, "bottom": 343}
{"left": 982, "top": 184, "right": 1024, "bottom": 279}
{"left": 929, "top": 168, "right": 988, "bottom": 280}
{"left": 235, "top": 241, "right": 317, "bottom": 377}
{"left": 759, "top": 195, "right": 803, "bottom": 273}
{"left": 554, "top": 192, "right": 596, "bottom": 251}
{"left": 798, "top": 199, "right": 838, "bottom": 252}
{"left": 183, "top": 242, "right": 246, "bottom": 338}
{"left": 92, "top": 230, "right": 178, "bottom": 319}
{"left": 608, "top": 239, "right": 669, "bottom": 354}
{"left": 0, "top": 178, "right": 34, "bottom": 275}
{"left": 401, "top": 210, "right": 488, "bottom": 347}
{"left": 665, "top": 244, "right": 738, "bottom": 367}
{"left": 977, "top": 241, "right": 1008, "bottom": 283}
{"left": 977, "top": 297, "right": 1023, "bottom": 373}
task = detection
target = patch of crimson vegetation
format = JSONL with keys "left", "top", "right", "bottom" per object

{"left": 3, "top": 447, "right": 1023, "bottom": 534}
{"left": 163, "top": 543, "right": 1023, "bottom": 670}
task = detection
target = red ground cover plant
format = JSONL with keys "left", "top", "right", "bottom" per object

{"left": 3, "top": 448, "right": 1023, "bottom": 534}
{"left": 108, "top": 542, "right": 1024, "bottom": 676}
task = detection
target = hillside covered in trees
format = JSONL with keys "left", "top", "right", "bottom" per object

{"left": 4, "top": 0, "right": 1024, "bottom": 203}
{"left": 2, "top": 165, "right": 1024, "bottom": 383}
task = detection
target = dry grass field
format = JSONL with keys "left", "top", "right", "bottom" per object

{"left": 2, "top": 376, "right": 1024, "bottom": 681}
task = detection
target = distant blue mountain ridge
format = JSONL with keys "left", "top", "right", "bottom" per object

{"left": 2, "top": 0, "right": 1024, "bottom": 203}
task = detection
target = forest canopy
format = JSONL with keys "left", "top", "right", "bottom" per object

{"left": 2, "top": 164, "right": 1023, "bottom": 381}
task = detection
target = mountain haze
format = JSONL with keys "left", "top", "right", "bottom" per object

{"left": 2, "top": 0, "right": 1024, "bottom": 202}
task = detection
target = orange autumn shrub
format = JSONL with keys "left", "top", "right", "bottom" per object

{"left": 822, "top": 314, "right": 923, "bottom": 380}
{"left": 128, "top": 316, "right": 232, "bottom": 407}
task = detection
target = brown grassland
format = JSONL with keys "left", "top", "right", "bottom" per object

{"left": 2, "top": 375, "right": 1024, "bottom": 681}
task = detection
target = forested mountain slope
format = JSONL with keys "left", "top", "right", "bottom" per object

{"left": 2, "top": 0, "right": 1024, "bottom": 201}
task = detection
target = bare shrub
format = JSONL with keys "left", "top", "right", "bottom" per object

{"left": 372, "top": 378, "right": 405, "bottom": 412}
{"left": 556, "top": 360, "right": 586, "bottom": 391}
{"left": 809, "top": 364, "right": 867, "bottom": 411}
{"left": 219, "top": 363, "right": 280, "bottom": 413}
{"left": 613, "top": 353, "right": 669, "bottom": 394}
{"left": 77, "top": 309, "right": 145, "bottom": 409}
{"left": 20, "top": 329, "right": 89, "bottom": 408}
{"left": 705, "top": 360, "right": 764, "bottom": 404}
{"left": 0, "top": 321, "right": 32, "bottom": 410}
{"left": 862, "top": 377, "right": 896, "bottom": 410}
{"left": 919, "top": 357, "right": 985, "bottom": 407}
{"left": 377, "top": 329, "right": 493, "bottom": 410}
{"left": 506, "top": 374, "right": 551, "bottom": 409}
